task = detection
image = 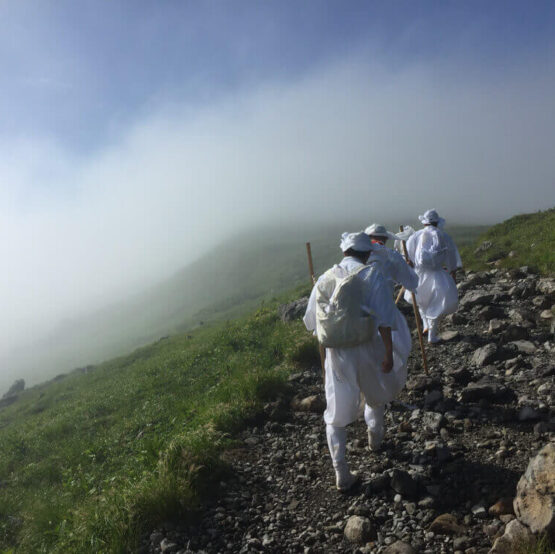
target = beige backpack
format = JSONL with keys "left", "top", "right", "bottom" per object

{"left": 315, "top": 264, "right": 376, "bottom": 348}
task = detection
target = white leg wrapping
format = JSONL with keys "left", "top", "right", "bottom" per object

{"left": 365, "top": 404, "right": 385, "bottom": 451}
{"left": 428, "top": 317, "right": 441, "bottom": 343}
{"left": 419, "top": 310, "right": 428, "bottom": 331}
{"left": 326, "top": 424, "right": 347, "bottom": 466}
{"left": 364, "top": 404, "right": 385, "bottom": 431}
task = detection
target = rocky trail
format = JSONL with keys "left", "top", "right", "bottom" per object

{"left": 144, "top": 268, "right": 554, "bottom": 554}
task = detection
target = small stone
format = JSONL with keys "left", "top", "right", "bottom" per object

{"left": 451, "top": 368, "right": 472, "bottom": 385}
{"left": 383, "top": 541, "right": 417, "bottom": 554}
{"left": 471, "top": 344, "right": 498, "bottom": 367}
{"left": 424, "top": 389, "right": 443, "bottom": 408}
{"left": 344, "top": 515, "right": 375, "bottom": 544}
{"left": 518, "top": 406, "right": 542, "bottom": 422}
{"left": 508, "top": 340, "right": 537, "bottom": 354}
{"left": 441, "top": 330, "right": 459, "bottom": 342}
{"left": 418, "top": 496, "right": 435, "bottom": 508}
{"left": 429, "top": 513, "right": 466, "bottom": 536}
{"left": 489, "top": 498, "right": 515, "bottom": 517}
{"left": 390, "top": 469, "right": 419, "bottom": 499}
{"left": 291, "top": 395, "right": 325, "bottom": 413}
{"left": 488, "top": 319, "right": 507, "bottom": 334}
{"left": 453, "top": 536, "right": 469, "bottom": 549}
{"left": 471, "top": 504, "right": 487, "bottom": 519}
{"left": 460, "top": 290, "right": 494, "bottom": 308}
{"left": 160, "top": 539, "right": 178, "bottom": 553}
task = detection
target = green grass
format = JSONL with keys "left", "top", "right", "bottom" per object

{"left": 0, "top": 222, "right": 501, "bottom": 552}
{"left": 515, "top": 534, "right": 554, "bottom": 554}
{"left": 0, "top": 284, "right": 316, "bottom": 553}
{"left": 461, "top": 208, "right": 555, "bottom": 275}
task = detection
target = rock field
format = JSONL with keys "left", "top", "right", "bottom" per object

{"left": 144, "top": 268, "right": 554, "bottom": 554}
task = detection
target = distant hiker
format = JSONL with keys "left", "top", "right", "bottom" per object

{"left": 404, "top": 209, "right": 462, "bottom": 344}
{"left": 303, "top": 232, "right": 406, "bottom": 491}
{"left": 365, "top": 223, "right": 418, "bottom": 379}
{"left": 364, "top": 223, "right": 419, "bottom": 296}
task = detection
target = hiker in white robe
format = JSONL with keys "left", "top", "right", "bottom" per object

{"left": 303, "top": 232, "right": 406, "bottom": 491}
{"left": 404, "top": 209, "right": 462, "bottom": 343}
{"left": 365, "top": 224, "right": 419, "bottom": 375}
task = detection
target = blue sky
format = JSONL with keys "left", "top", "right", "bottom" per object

{"left": 2, "top": 1, "right": 554, "bottom": 153}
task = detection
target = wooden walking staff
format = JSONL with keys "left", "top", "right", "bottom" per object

{"left": 398, "top": 227, "right": 429, "bottom": 375}
{"left": 305, "top": 242, "right": 326, "bottom": 381}
{"left": 395, "top": 286, "right": 405, "bottom": 305}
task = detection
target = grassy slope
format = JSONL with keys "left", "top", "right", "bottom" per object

{"left": 0, "top": 223, "right": 488, "bottom": 552}
{"left": 0, "top": 284, "right": 318, "bottom": 553}
{"left": 460, "top": 208, "right": 554, "bottom": 275}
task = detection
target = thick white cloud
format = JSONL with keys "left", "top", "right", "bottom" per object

{"left": 1, "top": 52, "right": 554, "bottom": 376}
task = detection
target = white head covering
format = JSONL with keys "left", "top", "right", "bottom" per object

{"left": 418, "top": 209, "right": 445, "bottom": 228}
{"left": 340, "top": 231, "right": 373, "bottom": 253}
{"left": 364, "top": 223, "right": 399, "bottom": 241}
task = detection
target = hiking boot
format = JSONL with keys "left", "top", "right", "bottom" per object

{"left": 367, "top": 425, "right": 385, "bottom": 452}
{"left": 334, "top": 462, "right": 359, "bottom": 491}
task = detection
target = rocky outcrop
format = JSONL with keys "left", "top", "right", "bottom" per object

{"left": 278, "top": 298, "right": 309, "bottom": 322}
{"left": 514, "top": 443, "right": 555, "bottom": 538}
{"left": 2, "top": 379, "right": 24, "bottom": 398}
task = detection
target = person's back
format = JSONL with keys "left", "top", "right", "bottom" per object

{"left": 304, "top": 231, "right": 408, "bottom": 492}
{"left": 407, "top": 226, "right": 460, "bottom": 273}
{"left": 405, "top": 210, "right": 462, "bottom": 343}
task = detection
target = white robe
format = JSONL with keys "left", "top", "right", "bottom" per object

{"left": 404, "top": 226, "right": 462, "bottom": 320}
{"left": 369, "top": 244, "right": 418, "bottom": 373}
{"left": 303, "top": 256, "right": 407, "bottom": 428}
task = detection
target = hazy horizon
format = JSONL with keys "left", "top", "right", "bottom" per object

{"left": 1, "top": 2, "right": 555, "bottom": 386}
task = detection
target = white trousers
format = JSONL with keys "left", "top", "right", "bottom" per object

{"left": 326, "top": 405, "right": 385, "bottom": 465}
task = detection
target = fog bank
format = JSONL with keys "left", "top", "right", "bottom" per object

{"left": 1, "top": 50, "right": 554, "bottom": 378}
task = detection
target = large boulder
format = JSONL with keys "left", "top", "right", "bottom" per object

{"left": 489, "top": 519, "right": 533, "bottom": 553}
{"left": 278, "top": 297, "right": 308, "bottom": 322}
{"left": 513, "top": 443, "right": 555, "bottom": 538}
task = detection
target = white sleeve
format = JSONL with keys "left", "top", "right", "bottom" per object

{"left": 303, "top": 284, "right": 318, "bottom": 332}
{"left": 405, "top": 232, "right": 418, "bottom": 264}
{"left": 365, "top": 271, "right": 396, "bottom": 329}
{"left": 389, "top": 250, "right": 419, "bottom": 291}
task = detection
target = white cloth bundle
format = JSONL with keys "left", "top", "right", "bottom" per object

{"left": 404, "top": 226, "right": 462, "bottom": 320}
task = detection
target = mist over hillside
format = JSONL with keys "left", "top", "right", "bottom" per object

{"left": 0, "top": 219, "right": 486, "bottom": 393}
